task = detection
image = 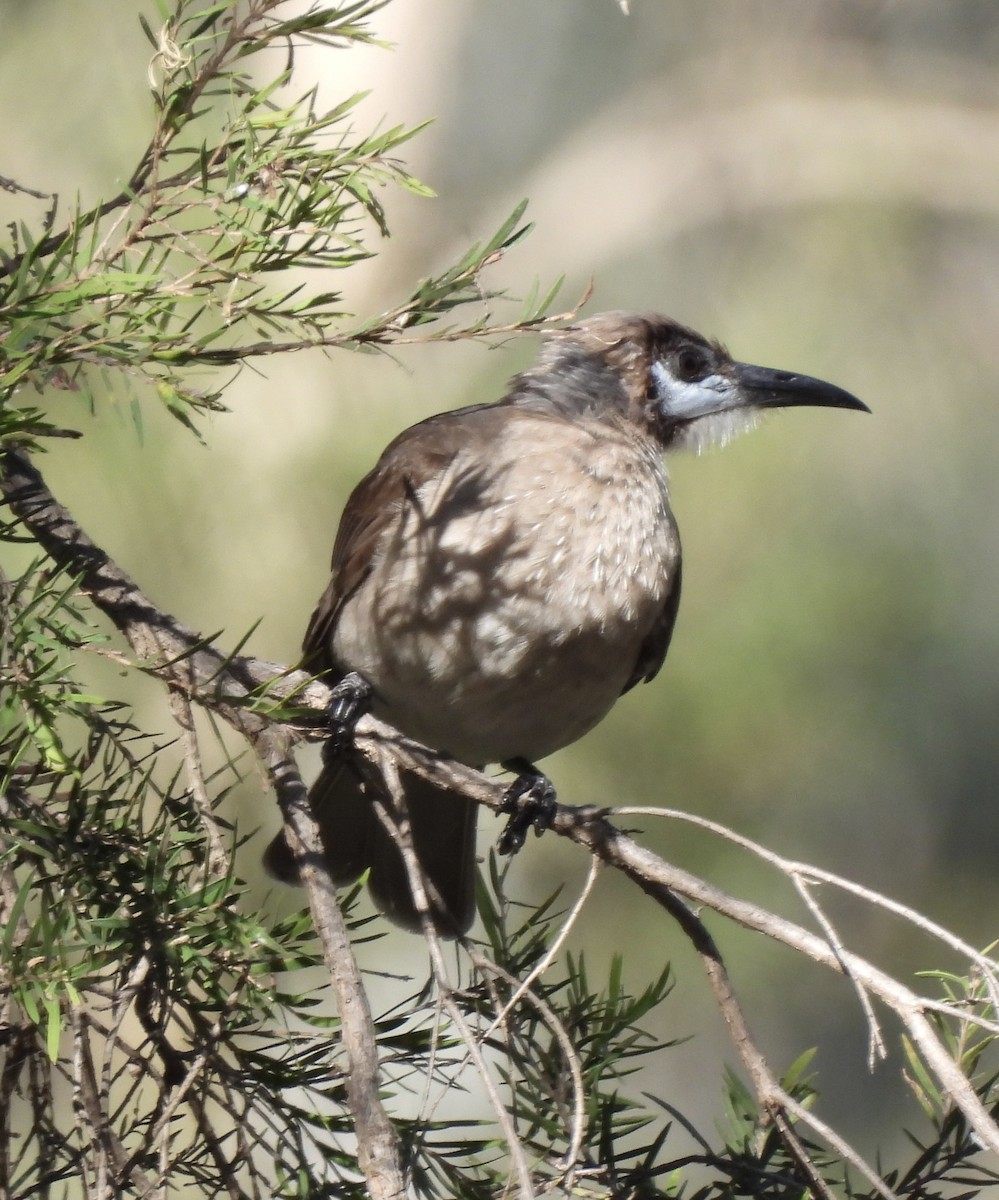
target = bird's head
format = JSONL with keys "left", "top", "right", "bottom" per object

{"left": 529, "top": 312, "right": 869, "bottom": 450}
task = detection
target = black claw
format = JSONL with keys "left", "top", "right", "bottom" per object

{"left": 322, "top": 671, "right": 373, "bottom": 762}
{"left": 497, "top": 758, "right": 557, "bottom": 855}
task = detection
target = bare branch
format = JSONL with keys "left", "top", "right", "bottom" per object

{"left": 553, "top": 802, "right": 999, "bottom": 1156}
{"left": 5, "top": 445, "right": 999, "bottom": 1180}
{"left": 644, "top": 887, "right": 894, "bottom": 1200}
{"left": 614, "top": 806, "right": 999, "bottom": 1026}
{"left": 254, "top": 731, "right": 406, "bottom": 1200}
{"left": 1, "top": 448, "right": 405, "bottom": 1199}
{"left": 71, "top": 1005, "right": 156, "bottom": 1198}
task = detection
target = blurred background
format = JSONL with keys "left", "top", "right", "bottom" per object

{"left": 4, "top": 0, "right": 999, "bottom": 1165}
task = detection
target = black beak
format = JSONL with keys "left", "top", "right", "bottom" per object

{"left": 733, "top": 362, "right": 870, "bottom": 413}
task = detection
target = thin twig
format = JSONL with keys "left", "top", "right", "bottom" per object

{"left": 614, "top": 805, "right": 999, "bottom": 1012}
{"left": 635, "top": 876, "right": 861, "bottom": 1200}
{"left": 366, "top": 747, "right": 537, "bottom": 1200}
{"left": 456, "top": 858, "right": 600, "bottom": 1178}
{"left": 486, "top": 854, "right": 601, "bottom": 1038}
{"left": 255, "top": 732, "right": 406, "bottom": 1200}
{"left": 466, "top": 947, "right": 589, "bottom": 1182}
{"left": 0, "top": 174, "right": 52, "bottom": 199}
{"left": 71, "top": 1005, "right": 155, "bottom": 1198}
{"left": 792, "top": 874, "right": 887, "bottom": 1068}
{"left": 166, "top": 690, "right": 231, "bottom": 878}
{"left": 140, "top": 977, "right": 253, "bottom": 1198}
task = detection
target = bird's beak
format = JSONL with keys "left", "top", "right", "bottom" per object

{"left": 651, "top": 360, "right": 869, "bottom": 427}
{"left": 731, "top": 361, "right": 870, "bottom": 413}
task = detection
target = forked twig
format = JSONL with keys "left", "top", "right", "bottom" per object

{"left": 615, "top": 805, "right": 999, "bottom": 1026}
{"left": 5, "top": 447, "right": 999, "bottom": 1191}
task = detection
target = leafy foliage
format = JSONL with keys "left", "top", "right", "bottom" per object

{"left": 0, "top": 0, "right": 557, "bottom": 446}
{"left": 0, "top": 557, "right": 790, "bottom": 1196}
{"left": 2, "top": 569, "right": 999, "bottom": 1195}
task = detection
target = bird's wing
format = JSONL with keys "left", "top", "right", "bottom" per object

{"left": 302, "top": 405, "right": 498, "bottom": 672}
{"left": 621, "top": 557, "right": 682, "bottom": 693}
{"left": 301, "top": 460, "right": 399, "bottom": 672}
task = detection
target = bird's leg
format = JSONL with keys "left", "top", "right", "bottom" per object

{"left": 322, "top": 671, "right": 374, "bottom": 762}
{"left": 497, "top": 758, "right": 557, "bottom": 855}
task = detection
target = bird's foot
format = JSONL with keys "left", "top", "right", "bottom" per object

{"left": 497, "top": 758, "right": 557, "bottom": 855}
{"left": 322, "top": 671, "right": 373, "bottom": 762}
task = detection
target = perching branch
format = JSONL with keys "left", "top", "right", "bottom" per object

{"left": 4, "top": 445, "right": 999, "bottom": 1190}
{"left": 0, "top": 449, "right": 405, "bottom": 1200}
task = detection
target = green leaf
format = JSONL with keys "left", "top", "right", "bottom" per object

{"left": 138, "top": 12, "right": 159, "bottom": 49}
{"left": 781, "top": 1045, "right": 817, "bottom": 1094}
{"left": 43, "top": 995, "right": 63, "bottom": 1062}
{"left": 902, "top": 1034, "right": 943, "bottom": 1116}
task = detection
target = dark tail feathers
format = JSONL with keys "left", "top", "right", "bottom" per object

{"left": 263, "top": 760, "right": 478, "bottom": 936}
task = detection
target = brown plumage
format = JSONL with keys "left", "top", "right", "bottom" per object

{"left": 264, "top": 312, "right": 867, "bottom": 934}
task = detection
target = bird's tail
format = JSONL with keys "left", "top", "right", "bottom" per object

{"left": 263, "top": 760, "right": 479, "bottom": 936}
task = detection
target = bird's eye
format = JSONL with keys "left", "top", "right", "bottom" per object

{"left": 674, "top": 347, "right": 708, "bottom": 381}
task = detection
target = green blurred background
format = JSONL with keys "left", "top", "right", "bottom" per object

{"left": 5, "top": 0, "right": 999, "bottom": 1163}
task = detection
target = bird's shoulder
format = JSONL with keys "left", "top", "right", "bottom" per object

{"left": 302, "top": 403, "right": 521, "bottom": 668}
{"left": 330, "top": 403, "right": 518, "bottom": 555}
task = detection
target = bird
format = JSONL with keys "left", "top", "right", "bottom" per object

{"left": 264, "top": 311, "right": 868, "bottom": 935}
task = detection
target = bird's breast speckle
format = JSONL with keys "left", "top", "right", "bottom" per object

{"left": 333, "top": 415, "right": 679, "bottom": 764}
